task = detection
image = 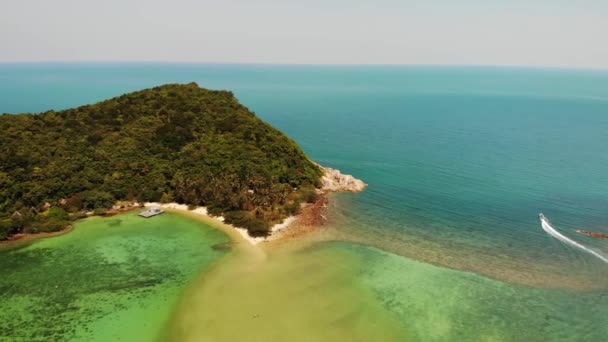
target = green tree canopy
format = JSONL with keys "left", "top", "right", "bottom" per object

{"left": 0, "top": 83, "right": 322, "bottom": 237}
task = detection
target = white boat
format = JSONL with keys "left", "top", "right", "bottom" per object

{"left": 139, "top": 207, "right": 164, "bottom": 218}
{"left": 538, "top": 213, "right": 547, "bottom": 222}
{"left": 539, "top": 212, "right": 608, "bottom": 264}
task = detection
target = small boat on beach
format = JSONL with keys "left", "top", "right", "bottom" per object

{"left": 139, "top": 207, "right": 164, "bottom": 218}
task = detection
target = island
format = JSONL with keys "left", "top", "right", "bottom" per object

{"left": 0, "top": 83, "right": 365, "bottom": 241}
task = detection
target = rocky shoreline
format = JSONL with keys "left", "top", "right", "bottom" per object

{"left": 575, "top": 229, "right": 608, "bottom": 239}
{"left": 269, "top": 166, "right": 366, "bottom": 242}
{"left": 318, "top": 165, "right": 367, "bottom": 193}
{"left": 142, "top": 165, "right": 367, "bottom": 245}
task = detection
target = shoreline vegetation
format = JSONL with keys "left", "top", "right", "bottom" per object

{"left": 1, "top": 83, "right": 363, "bottom": 241}
{"left": 0, "top": 165, "right": 366, "bottom": 248}
{"left": 145, "top": 164, "right": 367, "bottom": 245}
{"left": 0, "top": 224, "right": 75, "bottom": 251}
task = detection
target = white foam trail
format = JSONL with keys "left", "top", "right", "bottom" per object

{"left": 540, "top": 215, "right": 608, "bottom": 264}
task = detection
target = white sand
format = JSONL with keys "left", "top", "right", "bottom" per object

{"left": 271, "top": 216, "right": 297, "bottom": 233}
{"left": 143, "top": 202, "right": 295, "bottom": 245}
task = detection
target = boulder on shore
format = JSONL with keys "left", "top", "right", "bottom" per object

{"left": 319, "top": 165, "right": 367, "bottom": 193}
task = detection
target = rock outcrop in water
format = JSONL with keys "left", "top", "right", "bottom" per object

{"left": 319, "top": 165, "right": 367, "bottom": 193}
{"left": 575, "top": 229, "right": 608, "bottom": 239}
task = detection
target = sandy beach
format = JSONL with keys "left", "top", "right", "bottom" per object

{"left": 142, "top": 166, "right": 364, "bottom": 245}
{"left": 143, "top": 202, "right": 297, "bottom": 245}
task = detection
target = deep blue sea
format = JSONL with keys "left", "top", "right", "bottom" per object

{"left": 2, "top": 63, "right": 608, "bottom": 284}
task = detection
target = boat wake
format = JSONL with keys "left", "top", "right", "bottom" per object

{"left": 539, "top": 213, "right": 608, "bottom": 264}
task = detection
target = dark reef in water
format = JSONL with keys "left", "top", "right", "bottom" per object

{"left": 0, "top": 245, "right": 176, "bottom": 340}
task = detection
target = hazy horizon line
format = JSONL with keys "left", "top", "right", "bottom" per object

{"left": 2, "top": 60, "right": 608, "bottom": 72}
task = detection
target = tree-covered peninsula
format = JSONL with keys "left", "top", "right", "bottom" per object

{"left": 0, "top": 83, "right": 323, "bottom": 239}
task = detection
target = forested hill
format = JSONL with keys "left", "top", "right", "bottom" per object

{"left": 0, "top": 83, "right": 322, "bottom": 238}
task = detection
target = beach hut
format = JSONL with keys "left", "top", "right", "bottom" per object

{"left": 138, "top": 207, "right": 164, "bottom": 218}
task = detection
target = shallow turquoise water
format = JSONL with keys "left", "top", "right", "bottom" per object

{"left": 337, "top": 242, "right": 608, "bottom": 341}
{"left": 0, "top": 212, "right": 230, "bottom": 341}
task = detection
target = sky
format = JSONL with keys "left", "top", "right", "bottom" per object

{"left": 1, "top": 0, "right": 607, "bottom": 68}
